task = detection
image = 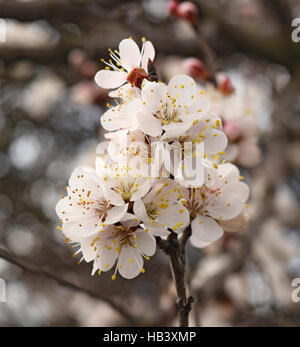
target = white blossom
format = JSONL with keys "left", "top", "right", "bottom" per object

{"left": 180, "top": 163, "right": 249, "bottom": 248}
{"left": 94, "top": 37, "right": 155, "bottom": 91}
{"left": 81, "top": 215, "right": 156, "bottom": 279}
{"left": 56, "top": 166, "right": 128, "bottom": 240}
{"left": 133, "top": 178, "right": 190, "bottom": 237}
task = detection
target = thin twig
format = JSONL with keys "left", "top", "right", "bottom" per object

{"left": 0, "top": 248, "right": 138, "bottom": 326}
{"left": 156, "top": 231, "right": 193, "bottom": 327}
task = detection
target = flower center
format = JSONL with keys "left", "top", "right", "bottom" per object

{"left": 127, "top": 67, "right": 149, "bottom": 88}
{"left": 113, "top": 225, "right": 135, "bottom": 246}
{"left": 145, "top": 202, "right": 159, "bottom": 220}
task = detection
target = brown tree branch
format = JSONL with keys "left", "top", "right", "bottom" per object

{"left": 0, "top": 248, "right": 138, "bottom": 326}
{"left": 157, "top": 231, "right": 193, "bottom": 327}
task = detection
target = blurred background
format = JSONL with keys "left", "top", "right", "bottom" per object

{"left": 0, "top": 0, "right": 300, "bottom": 327}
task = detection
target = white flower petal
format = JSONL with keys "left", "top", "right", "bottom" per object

{"left": 133, "top": 199, "right": 150, "bottom": 223}
{"left": 101, "top": 108, "right": 137, "bottom": 132}
{"left": 130, "top": 179, "right": 151, "bottom": 201}
{"left": 168, "top": 75, "right": 198, "bottom": 106}
{"left": 80, "top": 237, "right": 97, "bottom": 262}
{"left": 203, "top": 129, "right": 228, "bottom": 154}
{"left": 95, "top": 70, "right": 127, "bottom": 89}
{"left": 103, "top": 186, "right": 125, "bottom": 206}
{"left": 137, "top": 111, "right": 162, "bottom": 137}
{"left": 141, "top": 80, "right": 167, "bottom": 113}
{"left": 217, "top": 163, "right": 240, "bottom": 182}
{"left": 62, "top": 218, "right": 99, "bottom": 239}
{"left": 163, "top": 120, "right": 193, "bottom": 137}
{"left": 158, "top": 202, "right": 190, "bottom": 232}
{"left": 119, "top": 39, "right": 141, "bottom": 71}
{"left": 141, "top": 41, "right": 155, "bottom": 71}
{"left": 207, "top": 193, "right": 244, "bottom": 221}
{"left": 105, "top": 204, "right": 128, "bottom": 224}
{"left": 133, "top": 229, "right": 156, "bottom": 256}
{"left": 189, "top": 237, "right": 213, "bottom": 248}
{"left": 108, "top": 84, "right": 141, "bottom": 99}
{"left": 97, "top": 247, "right": 119, "bottom": 272}
{"left": 118, "top": 246, "right": 143, "bottom": 279}
{"left": 191, "top": 215, "right": 224, "bottom": 243}
{"left": 221, "top": 181, "right": 249, "bottom": 202}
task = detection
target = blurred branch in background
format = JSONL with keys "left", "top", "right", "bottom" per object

{"left": 0, "top": 248, "right": 139, "bottom": 326}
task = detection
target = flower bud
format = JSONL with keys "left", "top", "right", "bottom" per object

{"left": 223, "top": 122, "right": 241, "bottom": 142}
{"left": 167, "top": 0, "right": 179, "bottom": 16}
{"left": 218, "top": 76, "right": 235, "bottom": 95}
{"left": 68, "top": 49, "right": 87, "bottom": 69}
{"left": 182, "top": 57, "right": 209, "bottom": 80}
{"left": 177, "top": 2, "right": 198, "bottom": 24}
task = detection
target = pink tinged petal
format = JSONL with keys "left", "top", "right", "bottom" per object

{"left": 105, "top": 204, "right": 128, "bottom": 224}
{"left": 219, "top": 212, "right": 249, "bottom": 232}
{"left": 141, "top": 41, "right": 155, "bottom": 71}
{"left": 119, "top": 39, "right": 141, "bottom": 72}
{"left": 136, "top": 111, "right": 162, "bottom": 137}
{"left": 221, "top": 181, "right": 250, "bottom": 202}
{"left": 133, "top": 229, "right": 156, "bottom": 256}
{"left": 203, "top": 129, "right": 228, "bottom": 154}
{"left": 94, "top": 70, "right": 127, "bottom": 89}
{"left": 191, "top": 215, "right": 224, "bottom": 243}
{"left": 168, "top": 74, "right": 198, "bottom": 106}
{"left": 207, "top": 194, "right": 244, "bottom": 221}
{"left": 97, "top": 246, "right": 119, "bottom": 272}
{"left": 103, "top": 186, "right": 125, "bottom": 206}
{"left": 118, "top": 246, "right": 144, "bottom": 279}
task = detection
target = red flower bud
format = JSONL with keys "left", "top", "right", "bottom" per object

{"left": 223, "top": 122, "right": 240, "bottom": 142}
{"left": 218, "top": 76, "right": 235, "bottom": 96}
{"left": 182, "top": 57, "right": 209, "bottom": 80}
{"left": 177, "top": 2, "right": 198, "bottom": 24}
{"left": 167, "top": 0, "right": 179, "bottom": 16}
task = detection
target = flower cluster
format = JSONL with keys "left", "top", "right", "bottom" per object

{"left": 182, "top": 58, "right": 261, "bottom": 168}
{"left": 56, "top": 38, "right": 249, "bottom": 279}
{"left": 202, "top": 74, "right": 261, "bottom": 168}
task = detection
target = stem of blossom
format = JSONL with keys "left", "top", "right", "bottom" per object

{"left": 156, "top": 229, "right": 193, "bottom": 327}
{"left": 192, "top": 24, "right": 217, "bottom": 86}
